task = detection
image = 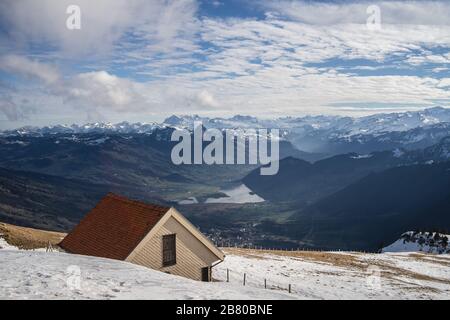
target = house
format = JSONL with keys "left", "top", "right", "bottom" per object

{"left": 59, "top": 193, "right": 224, "bottom": 281}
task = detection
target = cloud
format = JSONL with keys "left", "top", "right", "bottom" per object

{"left": 0, "top": 55, "right": 60, "bottom": 84}
{"left": 0, "top": 56, "right": 59, "bottom": 120}
{"left": 64, "top": 71, "right": 147, "bottom": 112}
{"left": 1, "top": 1, "right": 450, "bottom": 127}
{"left": 0, "top": 96, "right": 24, "bottom": 121}
{"left": 0, "top": 81, "right": 36, "bottom": 121}
{"left": 195, "top": 90, "right": 220, "bottom": 108}
{"left": 406, "top": 53, "right": 450, "bottom": 66}
{"left": 261, "top": 0, "right": 450, "bottom": 25}
{"left": 0, "top": 55, "right": 148, "bottom": 118}
{"left": 437, "top": 78, "right": 450, "bottom": 88}
{"left": 0, "top": 0, "right": 198, "bottom": 57}
{"left": 211, "top": 1, "right": 224, "bottom": 8}
{"left": 0, "top": 55, "right": 226, "bottom": 121}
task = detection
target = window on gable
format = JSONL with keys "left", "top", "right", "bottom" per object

{"left": 162, "top": 234, "right": 176, "bottom": 267}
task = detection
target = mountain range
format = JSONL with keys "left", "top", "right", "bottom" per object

{"left": 3, "top": 107, "right": 450, "bottom": 157}
{"left": 163, "top": 107, "right": 450, "bottom": 155}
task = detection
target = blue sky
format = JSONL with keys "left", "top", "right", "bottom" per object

{"left": 0, "top": 0, "right": 449, "bottom": 129}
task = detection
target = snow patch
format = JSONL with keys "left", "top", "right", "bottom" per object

{"left": 178, "top": 197, "right": 199, "bottom": 205}
{"left": 393, "top": 148, "right": 405, "bottom": 158}
{"left": 383, "top": 232, "right": 450, "bottom": 254}
{"left": 350, "top": 154, "right": 373, "bottom": 159}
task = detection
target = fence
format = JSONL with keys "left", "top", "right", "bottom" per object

{"left": 217, "top": 244, "right": 380, "bottom": 254}
{"left": 214, "top": 245, "right": 382, "bottom": 295}
{"left": 221, "top": 267, "right": 294, "bottom": 295}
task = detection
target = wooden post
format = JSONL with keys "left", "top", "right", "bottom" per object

{"left": 243, "top": 273, "right": 246, "bottom": 286}
{"left": 289, "top": 284, "right": 291, "bottom": 293}
{"left": 264, "top": 279, "right": 267, "bottom": 289}
{"left": 46, "top": 241, "right": 53, "bottom": 253}
{"left": 226, "top": 269, "right": 229, "bottom": 283}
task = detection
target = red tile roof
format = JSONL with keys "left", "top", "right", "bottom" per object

{"left": 59, "top": 193, "right": 170, "bottom": 260}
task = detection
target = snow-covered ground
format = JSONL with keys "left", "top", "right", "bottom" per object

{"left": 0, "top": 250, "right": 292, "bottom": 300}
{"left": 1, "top": 241, "right": 449, "bottom": 300}
{"left": 214, "top": 249, "right": 450, "bottom": 300}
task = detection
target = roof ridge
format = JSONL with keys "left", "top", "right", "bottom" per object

{"left": 106, "top": 193, "right": 170, "bottom": 213}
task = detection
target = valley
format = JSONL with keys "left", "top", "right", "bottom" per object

{"left": 0, "top": 107, "right": 449, "bottom": 251}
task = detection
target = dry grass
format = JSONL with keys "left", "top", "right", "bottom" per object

{"left": 223, "top": 247, "right": 450, "bottom": 287}
{"left": 373, "top": 262, "right": 450, "bottom": 285}
{"left": 406, "top": 253, "right": 450, "bottom": 267}
{"left": 223, "top": 247, "right": 363, "bottom": 269}
{"left": 0, "top": 222, "right": 66, "bottom": 250}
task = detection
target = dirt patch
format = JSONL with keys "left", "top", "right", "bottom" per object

{"left": 378, "top": 263, "right": 450, "bottom": 285}
{"left": 389, "top": 279, "right": 441, "bottom": 294}
{"left": 0, "top": 222, "right": 66, "bottom": 250}
{"left": 406, "top": 253, "right": 450, "bottom": 268}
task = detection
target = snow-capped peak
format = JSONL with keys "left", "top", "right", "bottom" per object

{"left": 0, "top": 122, "right": 166, "bottom": 137}
{"left": 2, "top": 107, "right": 450, "bottom": 140}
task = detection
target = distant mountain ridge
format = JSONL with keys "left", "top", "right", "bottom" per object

{"left": 3, "top": 107, "right": 449, "bottom": 156}
{"left": 1, "top": 106, "right": 449, "bottom": 136}
{"left": 0, "top": 122, "right": 167, "bottom": 137}
{"left": 163, "top": 107, "right": 450, "bottom": 133}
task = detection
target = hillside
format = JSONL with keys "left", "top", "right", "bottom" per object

{"left": 243, "top": 152, "right": 400, "bottom": 203}
{"left": 0, "top": 131, "right": 256, "bottom": 202}
{"left": 282, "top": 162, "right": 450, "bottom": 251}
{"left": 0, "top": 222, "right": 66, "bottom": 250}
{"left": 243, "top": 137, "right": 450, "bottom": 203}
{"left": 0, "top": 167, "right": 109, "bottom": 231}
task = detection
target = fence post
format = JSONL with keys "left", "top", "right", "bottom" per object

{"left": 264, "top": 279, "right": 267, "bottom": 289}
{"left": 227, "top": 269, "right": 229, "bottom": 283}
{"left": 289, "top": 284, "right": 291, "bottom": 294}
{"left": 46, "top": 241, "right": 53, "bottom": 253}
{"left": 243, "top": 273, "right": 246, "bottom": 286}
